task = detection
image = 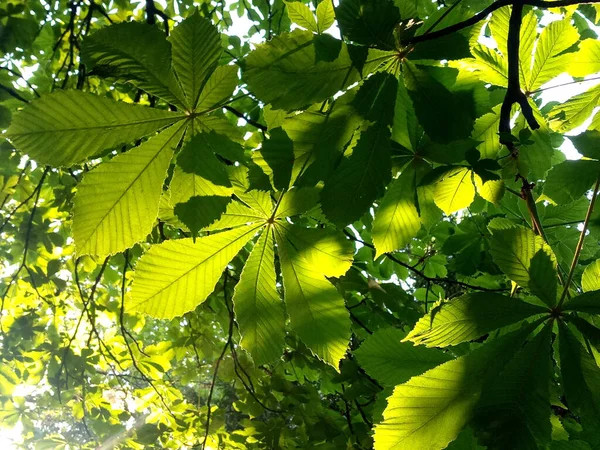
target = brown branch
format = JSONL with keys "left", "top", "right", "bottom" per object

{"left": 223, "top": 105, "right": 268, "bottom": 131}
{"left": 407, "top": 0, "right": 600, "bottom": 46}
{"left": 499, "top": 2, "right": 539, "bottom": 147}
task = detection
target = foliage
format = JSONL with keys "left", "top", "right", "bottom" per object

{"left": 3, "top": 0, "right": 600, "bottom": 449}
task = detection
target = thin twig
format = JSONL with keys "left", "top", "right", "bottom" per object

{"left": 557, "top": 176, "right": 600, "bottom": 309}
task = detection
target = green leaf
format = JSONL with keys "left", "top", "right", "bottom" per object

{"left": 205, "top": 198, "right": 269, "bottom": 231}
{"left": 544, "top": 160, "right": 600, "bottom": 205}
{"left": 355, "top": 328, "right": 452, "bottom": 386}
{"left": 282, "top": 94, "right": 361, "bottom": 184}
{"left": 374, "top": 323, "right": 540, "bottom": 450}
{"left": 489, "top": 226, "right": 558, "bottom": 301}
{"left": 321, "top": 124, "right": 392, "bottom": 226}
{"left": 527, "top": 18, "right": 579, "bottom": 92}
{"left": 6, "top": 91, "right": 184, "bottom": 167}
{"left": 548, "top": 86, "right": 600, "bottom": 133}
{"left": 335, "top": 0, "right": 401, "bottom": 49}
{"left": 564, "top": 291, "right": 600, "bottom": 314}
{"left": 529, "top": 250, "right": 558, "bottom": 307}
{"left": 570, "top": 130, "right": 600, "bottom": 160}
{"left": 559, "top": 322, "right": 600, "bottom": 440}
{"left": 470, "top": 105, "right": 502, "bottom": 159}
{"left": 568, "top": 39, "right": 600, "bottom": 77}
{"left": 274, "top": 223, "right": 351, "bottom": 369}
{"left": 260, "top": 128, "right": 294, "bottom": 190}
{"left": 274, "top": 187, "right": 319, "bottom": 219}
{"left": 82, "top": 22, "right": 186, "bottom": 107}
{"left": 73, "top": 123, "right": 186, "bottom": 257}
{"left": 472, "top": 324, "right": 552, "bottom": 449}
{"left": 352, "top": 72, "right": 398, "bottom": 126}
{"left": 474, "top": 176, "right": 505, "bottom": 204}
{"left": 129, "top": 224, "right": 261, "bottom": 318}
{"left": 433, "top": 167, "right": 476, "bottom": 215}
{"left": 177, "top": 133, "right": 233, "bottom": 188}
{"left": 169, "top": 12, "right": 222, "bottom": 110}
{"left": 169, "top": 167, "right": 233, "bottom": 206}
{"left": 243, "top": 29, "right": 392, "bottom": 110}
{"left": 583, "top": 260, "right": 600, "bottom": 292}
{"left": 276, "top": 222, "right": 353, "bottom": 277}
{"left": 174, "top": 195, "right": 231, "bottom": 239}
{"left": 195, "top": 65, "right": 238, "bottom": 112}
{"left": 404, "top": 293, "right": 547, "bottom": 348}
{"left": 372, "top": 166, "right": 421, "bottom": 258}
{"left": 403, "top": 62, "right": 475, "bottom": 143}
{"left": 286, "top": 1, "right": 318, "bottom": 33}
{"left": 466, "top": 44, "right": 508, "bottom": 88}
{"left": 233, "top": 227, "right": 286, "bottom": 366}
{"left": 316, "top": 0, "right": 335, "bottom": 33}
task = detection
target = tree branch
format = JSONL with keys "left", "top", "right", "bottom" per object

{"left": 557, "top": 176, "right": 600, "bottom": 309}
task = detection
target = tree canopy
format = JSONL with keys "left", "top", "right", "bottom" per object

{"left": 3, "top": 0, "right": 600, "bottom": 448}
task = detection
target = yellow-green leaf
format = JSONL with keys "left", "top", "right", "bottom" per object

{"left": 233, "top": 227, "right": 285, "bottom": 365}
{"left": 583, "top": 259, "right": 600, "bottom": 292}
{"left": 316, "top": 0, "right": 335, "bottom": 33}
{"left": 195, "top": 65, "right": 238, "bottom": 112}
{"left": 275, "top": 224, "right": 350, "bottom": 369}
{"left": 474, "top": 175, "right": 505, "bottom": 204}
{"left": 527, "top": 19, "right": 579, "bottom": 92}
{"left": 73, "top": 123, "right": 186, "bottom": 257}
{"left": 433, "top": 167, "right": 475, "bottom": 215}
{"left": 568, "top": 39, "right": 600, "bottom": 78}
{"left": 6, "top": 91, "right": 184, "bottom": 167}
{"left": 286, "top": 1, "right": 318, "bottom": 33}
{"left": 169, "top": 11, "right": 222, "bottom": 110}
{"left": 372, "top": 169, "right": 421, "bottom": 258}
{"left": 129, "top": 224, "right": 261, "bottom": 318}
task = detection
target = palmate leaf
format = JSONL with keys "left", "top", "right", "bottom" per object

{"left": 243, "top": 29, "right": 392, "bottom": 110}
{"left": 128, "top": 224, "right": 262, "bottom": 318}
{"left": 81, "top": 22, "right": 186, "bottom": 108}
{"left": 355, "top": 328, "right": 452, "bottom": 386}
{"left": 233, "top": 226, "right": 286, "bottom": 366}
{"left": 374, "top": 322, "right": 541, "bottom": 450}
{"left": 169, "top": 11, "right": 223, "bottom": 111}
{"left": 489, "top": 226, "right": 559, "bottom": 305}
{"left": 472, "top": 324, "right": 552, "bottom": 450}
{"left": 73, "top": 123, "right": 186, "bottom": 257}
{"left": 404, "top": 293, "right": 547, "bottom": 348}
{"left": 6, "top": 90, "right": 185, "bottom": 167}
{"left": 372, "top": 164, "right": 421, "bottom": 258}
